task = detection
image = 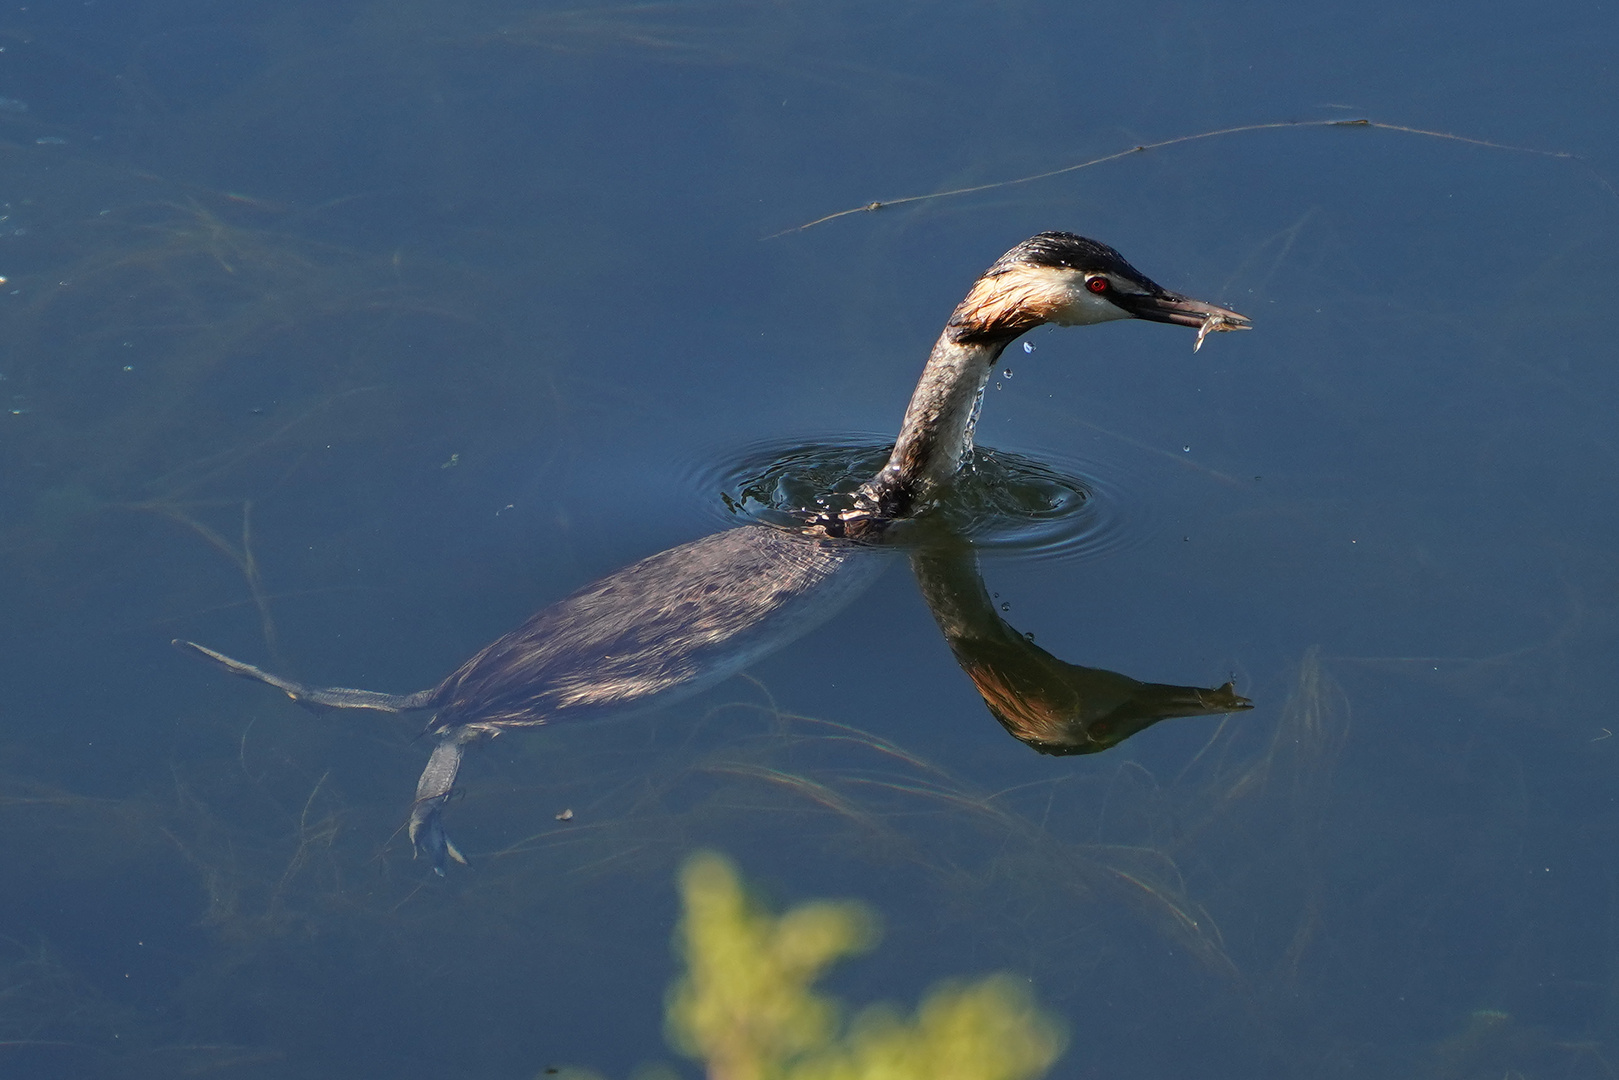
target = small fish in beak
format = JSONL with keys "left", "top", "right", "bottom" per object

{"left": 1194, "top": 311, "right": 1248, "bottom": 352}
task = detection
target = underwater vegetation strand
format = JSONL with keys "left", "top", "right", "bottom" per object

{"left": 663, "top": 852, "right": 1066, "bottom": 1080}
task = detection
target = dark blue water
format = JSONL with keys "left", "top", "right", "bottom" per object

{"left": 2, "top": 2, "right": 1617, "bottom": 1078}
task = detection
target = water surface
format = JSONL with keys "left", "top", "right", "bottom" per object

{"left": 1, "top": 2, "right": 1617, "bottom": 1078}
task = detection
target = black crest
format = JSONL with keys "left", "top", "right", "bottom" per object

{"left": 986, "top": 231, "right": 1162, "bottom": 291}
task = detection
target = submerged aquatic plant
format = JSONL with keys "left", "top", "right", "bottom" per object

{"left": 664, "top": 851, "right": 1066, "bottom": 1080}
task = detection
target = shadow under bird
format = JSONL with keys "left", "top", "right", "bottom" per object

{"left": 175, "top": 232, "right": 1252, "bottom": 874}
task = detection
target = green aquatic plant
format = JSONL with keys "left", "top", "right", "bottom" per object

{"left": 664, "top": 851, "right": 1066, "bottom": 1080}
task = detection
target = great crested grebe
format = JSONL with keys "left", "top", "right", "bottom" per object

{"left": 849, "top": 232, "right": 1247, "bottom": 524}
{"left": 176, "top": 232, "right": 1250, "bottom": 874}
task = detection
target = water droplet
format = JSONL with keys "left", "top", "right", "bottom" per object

{"left": 1182, "top": 445, "right": 1191, "bottom": 453}
{"left": 1000, "top": 602, "right": 1010, "bottom": 612}
{"left": 1022, "top": 341, "right": 1034, "bottom": 354}
{"left": 121, "top": 364, "right": 133, "bottom": 372}
{"left": 1002, "top": 368, "right": 1013, "bottom": 379}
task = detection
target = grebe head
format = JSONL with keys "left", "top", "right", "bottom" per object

{"left": 844, "top": 232, "right": 1251, "bottom": 528}
{"left": 948, "top": 231, "right": 1251, "bottom": 345}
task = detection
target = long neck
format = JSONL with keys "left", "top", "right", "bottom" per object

{"left": 859, "top": 330, "right": 1011, "bottom": 518}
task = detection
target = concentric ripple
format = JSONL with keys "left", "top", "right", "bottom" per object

{"left": 687, "top": 435, "right": 1149, "bottom": 563}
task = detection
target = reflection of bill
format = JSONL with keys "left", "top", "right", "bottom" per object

{"left": 912, "top": 544, "right": 1251, "bottom": 756}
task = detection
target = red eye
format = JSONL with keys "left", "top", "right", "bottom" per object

{"left": 1086, "top": 276, "right": 1109, "bottom": 294}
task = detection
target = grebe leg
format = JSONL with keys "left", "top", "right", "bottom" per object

{"left": 409, "top": 735, "right": 472, "bottom": 875}
{"left": 173, "top": 639, "right": 435, "bottom": 713}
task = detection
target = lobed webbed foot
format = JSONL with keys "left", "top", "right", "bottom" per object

{"left": 409, "top": 794, "right": 468, "bottom": 876}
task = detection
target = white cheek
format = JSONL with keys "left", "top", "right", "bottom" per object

{"left": 1048, "top": 287, "right": 1131, "bottom": 326}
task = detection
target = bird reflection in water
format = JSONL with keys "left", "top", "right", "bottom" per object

{"left": 911, "top": 541, "right": 1250, "bottom": 757}
{"left": 176, "top": 233, "right": 1252, "bottom": 874}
